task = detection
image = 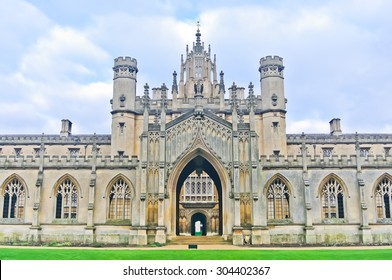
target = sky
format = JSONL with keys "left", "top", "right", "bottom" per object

{"left": 1, "top": 0, "right": 392, "bottom": 135}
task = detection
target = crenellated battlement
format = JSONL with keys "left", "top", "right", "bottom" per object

{"left": 0, "top": 134, "right": 111, "bottom": 145}
{"left": 260, "top": 55, "right": 284, "bottom": 66}
{"left": 2, "top": 153, "right": 391, "bottom": 169}
{"left": 259, "top": 56, "right": 284, "bottom": 78}
{"left": 114, "top": 56, "right": 137, "bottom": 67}
{"left": 0, "top": 155, "right": 139, "bottom": 169}
{"left": 260, "top": 153, "right": 392, "bottom": 169}
{"left": 113, "top": 56, "right": 138, "bottom": 79}
{"left": 287, "top": 133, "right": 392, "bottom": 144}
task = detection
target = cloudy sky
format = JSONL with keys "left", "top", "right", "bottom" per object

{"left": 1, "top": 0, "right": 391, "bottom": 135}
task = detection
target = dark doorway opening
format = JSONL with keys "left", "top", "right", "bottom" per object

{"left": 176, "top": 155, "right": 222, "bottom": 235}
{"left": 191, "top": 213, "right": 207, "bottom": 236}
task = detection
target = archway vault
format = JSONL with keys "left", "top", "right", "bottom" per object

{"left": 166, "top": 147, "right": 231, "bottom": 237}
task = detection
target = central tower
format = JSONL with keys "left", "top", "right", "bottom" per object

{"left": 179, "top": 23, "right": 219, "bottom": 99}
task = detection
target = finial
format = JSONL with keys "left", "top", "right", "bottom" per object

{"left": 355, "top": 132, "right": 360, "bottom": 151}
{"left": 229, "top": 82, "right": 238, "bottom": 112}
{"left": 195, "top": 21, "right": 202, "bottom": 53}
{"left": 219, "top": 71, "right": 225, "bottom": 93}
{"left": 142, "top": 83, "right": 150, "bottom": 110}
{"left": 172, "top": 71, "right": 178, "bottom": 92}
{"left": 160, "top": 83, "right": 168, "bottom": 110}
{"left": 301, "top": 133, "right": 307, "bottom": 154}
{"left": 247, "top": 82, "right": 255, "bottom": 111}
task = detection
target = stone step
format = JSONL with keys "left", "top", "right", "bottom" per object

{"left": 169, "top": 236, "right": 231, "bottom": 245}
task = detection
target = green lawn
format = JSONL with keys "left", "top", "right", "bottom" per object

{"left": 1, "top": 248, "right": 392, "bottom": 260}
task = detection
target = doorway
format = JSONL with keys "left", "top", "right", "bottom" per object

{"left": 175, "top": 155, "right": 222, "bottom": 236}
{"left": 191, "top": 213, "right": 207, "bottom": 236}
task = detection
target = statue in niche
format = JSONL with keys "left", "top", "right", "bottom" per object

{"left": 194, "top": 81, "right": 203, "bottom": 95}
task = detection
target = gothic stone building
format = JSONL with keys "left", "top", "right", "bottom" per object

{"left": 1, "top": 27, "right": 392, "bottom": 246}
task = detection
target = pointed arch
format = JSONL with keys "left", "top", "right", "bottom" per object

{"left": 51, "top": 174, "right": 83, "bottom": 199}
{"left": 373, "top": 173, "right": 392, "bottom": 219}
{"left": 263, "top": 173, "right": 293, "bottom": 196}
{"left": 264, "top": 174, "right": 292, "bottom": 220}
{"left": 1, "top": 174, "right": 28, "bottom": 219}
{"left": 317, "top": 173, "right": 349, "bottom": 198}
{"left": 167, "top": 146, "right": 230, "bottom": 236}
{"left": 318, "top": 173, "right": 347, "bottom": 220}
{"left": 1, "top": 173, "right": 29, "bottom": 197}
{"left": 105, "top": 174, "right": 135, "bottom": 221}
{"left": 52, "top": 174, "right": 81, "bottom": 220}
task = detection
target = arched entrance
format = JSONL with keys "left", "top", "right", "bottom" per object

{"left": 175, "top": 155, "right": 223, "bottom": 236}
{"left": 191, "top": 213, "right": 207, "bottom": 236}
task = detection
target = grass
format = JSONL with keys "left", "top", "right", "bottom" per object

{"left": 1, "top": 248, "right": 392, "bottom": 260}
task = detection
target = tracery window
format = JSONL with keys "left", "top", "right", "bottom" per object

{"left": 108, "top": 178, "right": 132, "bottom": 220}
{"left": 2, "top": 177, "right": 25, "bottom": 219}
{"left": 181, "top": 171, "right": 215, "bottom": 203}
{"left": 321, "top": 177, "right": 344, "bottom": 219}
{"left": 55, "top": 178, "right": 78, "bottom": 219}
{"left": 375, "top": 176, "right": 392, "bottom": 219}
{"left": 267, "top": 178, "right": 290, "bottom": 220}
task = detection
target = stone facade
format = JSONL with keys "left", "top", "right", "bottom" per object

{"left": 1, "top": 26, "right": 392, "bottom": 246}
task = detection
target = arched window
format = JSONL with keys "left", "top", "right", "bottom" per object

{"left": 267, "top": 177, "right": 290, "bottom": 220}
{"left": 55, "top": 178, "right": 78, "bottom": 219}
{"left": 2, "top": 177, "right": 25, "bottom": 219}
{"left": 108, "top": 178, "right": 132, "bottom": 220}
{"left": 321, "top": 177, "right": 345, "bottom": 219}
{"left": 375, "top": 176, "right": 392, "bottom": 219}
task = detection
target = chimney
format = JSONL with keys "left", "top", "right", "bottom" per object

{"left": 329, "top": 118, "right": 342, "bottom": 136}
{"left": 60, "top": 119, "right": 72, "bottom": 137}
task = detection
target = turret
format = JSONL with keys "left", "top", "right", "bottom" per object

{"left": 111, "top": 56, "right": 138, "bottom": 157}
{"left": 112, "top": 56, "right": 138, "bottom": 111}
{"left": 259, "top": 56, "right": 285, "bottom": 111}
{"left": 258, "top": 55, "right": 287, "bottom": 156}
{"left": 178, "top": 23, "right": 218, "bottom": 99}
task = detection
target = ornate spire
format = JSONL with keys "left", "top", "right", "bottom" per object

{"left": 219, "top": 71, "right": 225, "bottom": 93}
{"left": 246, "top": 82, "right": 255, "bottom": 111}
{"left": 196, "top": 21, "right": 201, "bottom": 43}
{"left": 229, "top": 82, "right": 239, "bottom": 112}
{"left": 160, "top": 83, "right": 168, "bottom": 111}
{"left": 172, "top": 71, "right": 178, "bottom": 93}
{"left": 194, "top": 21, "right": 203, "bottom": 53}
{"left": 142, "top": 83, "right": 150, "bottom": 110}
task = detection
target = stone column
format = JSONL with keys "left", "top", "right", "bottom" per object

{"left": 84, "top": 136, "right": 97, "bottom": 244}
{"left": 301, "top": 135, "right": 316, "bottom": 244}
{"left": 132, "top": 87, "right": 150, "bottom": 245}
{"left": 355, "top": 135, "right": 372, "bottom": 244}
{"left": 155, "top": 84, "right": 167, "bottom": 244}
{"left": 230, "top": 84, "right": 243, "bottom": 245}
{"left": 29, "top": 134, "right": 44, "bottom": 243}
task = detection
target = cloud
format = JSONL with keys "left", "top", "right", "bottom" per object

{"left": 0, "top": 19, "right": 112, "bottom": 133}
{"left": 1, "top": 0, "right": 392, "bottom": 135}
{"left": 19, "top": 25, "right": 110, "bottom": 82}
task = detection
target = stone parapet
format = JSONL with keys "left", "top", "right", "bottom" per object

{"left": 260, "top": 154, "right": 392, "bottom": 169}
{"left": 0, "top": 155, "right": 139, "bottom": 169}
{"left": 0, "top": 134, "right": 111, "bottom": 145}
{"left": 287, "top": 133, "right": 392, "bottom": 144}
